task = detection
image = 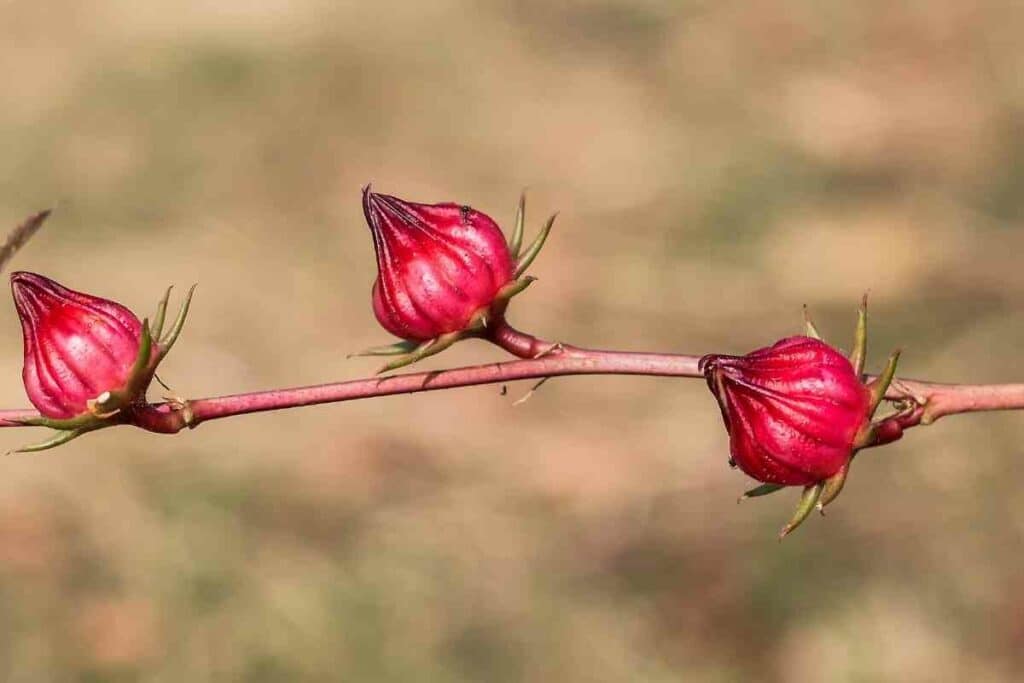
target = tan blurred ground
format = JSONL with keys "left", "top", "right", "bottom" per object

{"left": 1, "top": 1, "right": 1023, "bottom": 680}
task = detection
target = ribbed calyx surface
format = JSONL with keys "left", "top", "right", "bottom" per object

{"left": 11, "top": 271, "right": 144, "bottom": 419}
{"left": 362, "top": 187, "right": 515, "bottom": 341}
{"left": 700, "top": 336, "right": 870, "bottom": 486}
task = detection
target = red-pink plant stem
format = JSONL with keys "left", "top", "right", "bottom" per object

{"left": 127, "top": 344, "right": 705, "bottom": 434}
{"left": 1, "top": 320, "right": 1023, "bottom": 435}
{"left": 485, "top": 321, "right": 1024, "bottom": 421}
{"left": 892, "top": 381, "right": 1024, "bottom": 422}
{"left": 126, "top": 351, "right": 1024, "bottom": 435}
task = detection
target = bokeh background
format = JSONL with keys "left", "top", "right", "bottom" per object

{"left": 1, "top": 1, "right": 1023, "bottom": 680}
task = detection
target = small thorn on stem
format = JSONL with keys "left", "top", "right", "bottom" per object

{"left": 162, "top": 395, "right": 196, "bottom": 428}
{"left": 533, "top": 342, "right": 564, "bottom": 360}
{"left": 891, "top": 379, "right": 927, "bottom": 407}
{"left": 513, "top": 378, "right": 550, "bottom": 406}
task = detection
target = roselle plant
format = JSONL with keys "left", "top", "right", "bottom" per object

{"left": 1, "top": 197, "right": 1023, "bottom": 539}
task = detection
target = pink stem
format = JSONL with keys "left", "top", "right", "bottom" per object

{"left": 2, "top": 320, "right": 1023, "bottom": 435}
{"left": 887, "top": 381, "right": 1024, "bottom": 423}
{"left": 130, "top": 326, "right": 703, "bottom": 434}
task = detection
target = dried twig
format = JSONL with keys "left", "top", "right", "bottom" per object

{"left": 0, "top": 209, "right": 51, "bottom": 274}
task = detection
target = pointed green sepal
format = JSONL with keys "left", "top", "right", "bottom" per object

{"left": 514, "top": 213, "right": 556, "bottom": 278}
{"left": 867, "top": 349, "right": 901, "bottom": 417}
{"left": 377, "top": 331, "right": 463, "bottom": 374}
{"left": 152, "top": 286, "right": 174, "bottom": 341}
{"left": 349, "top": 340, "right": 421, "bottom": 358}
{"left": 852, "top": 422, "right": 877, "bottom": 450}
{"left": 126, "top": 319, "right": 154, "bottom": 393}
{"left": 9, "top": 426, "right": 96, "bottom": 454}
{"left": 779, "top": 482, "right": 824, "bottom": 540}
{"left": 494, "top": 276, "right": 535, "bottom": 303}
{"left": 509, "top": 193, "right": 526, "bottom": 258}
{"left": 803, "top": 305, "right": 823, "bottom": 340}
{"left": 738, "top": 482, "right": 785, "bottom": 503}
{"left": 158, "top": 284, "right": 197, "bottom": 358}
{"left": 850, "top": 293, "right": 868, "bottom": 378}
{"left": 13, "top": 413, "right": 105, "bottom": 431}
{"left": 817, "top": 463, "right": 850, "bottom": 511}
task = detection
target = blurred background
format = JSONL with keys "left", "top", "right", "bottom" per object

{"left": 0, "top": 0, "right": 1022, "bottom": 680}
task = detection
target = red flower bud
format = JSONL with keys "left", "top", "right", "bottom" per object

{"left": 11, "top": 272, "right": 149, "bottom": 419}
{"left": 700, "top": 336, "right": 870, "bottom": 486}
{"left": 362, "top": 188, "right": 515, "bottom": 342}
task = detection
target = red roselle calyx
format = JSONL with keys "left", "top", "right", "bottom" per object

{"left": 9, "top": 272, "right": 195, "bottom": 452}
{"left": 358, "top": 187, "right": 554, "bottom": 371}
{"left": 701, "top": 336, "right": 868, "bottom": 486}
{"left": 700, "top": 299, "right": 913, "bottom": 538}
